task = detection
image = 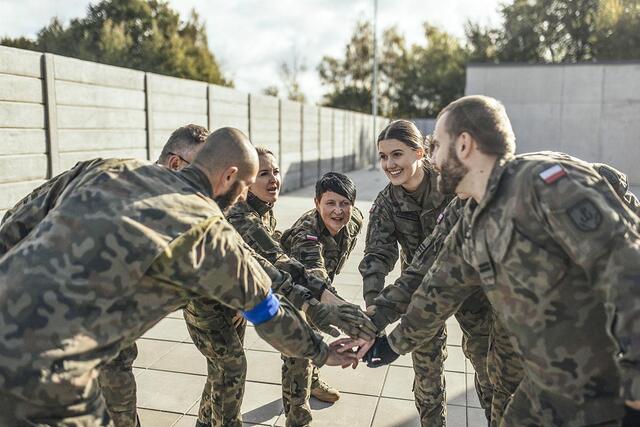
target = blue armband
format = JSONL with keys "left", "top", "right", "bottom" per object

{"left": 242, "top": 290, "right": 280, "bottom": 325}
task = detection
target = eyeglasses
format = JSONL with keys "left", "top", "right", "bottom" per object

{"left": 167, "top": 152, "right": 191, "bottom": 165}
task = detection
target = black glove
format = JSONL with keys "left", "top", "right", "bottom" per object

{"left": 362, "top": 335, "right": 399, "bottom": 368}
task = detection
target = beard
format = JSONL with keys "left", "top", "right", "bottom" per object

{"left": 214, "top": 181, "right": 243, "bottom": 213}
{"left": 437, "top": 145, "right": 469, "bottom": 195}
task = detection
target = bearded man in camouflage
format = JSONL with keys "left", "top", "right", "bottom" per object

{"left": 353, "top": 95, "right": 640, "bottom": 426}
{"left": 0, "top": 127, "right": 357, "bottom": 426}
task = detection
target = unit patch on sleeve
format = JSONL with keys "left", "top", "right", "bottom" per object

{"left": 567, "top": 199, "right": 602, "bottom": 231}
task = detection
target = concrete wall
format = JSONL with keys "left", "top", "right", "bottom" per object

{"left": 466, "top": 63, "right": 640, "bottom": 186}
{"left": 0, "top": 45, "right": 387, "bottom": 217}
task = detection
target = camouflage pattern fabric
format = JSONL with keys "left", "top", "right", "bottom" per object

{"left": 184, "top": 301, "right": 247, "bottom": 427}
{"left": 182, "top": 191, "right": 329, "bottom": 427}
{"left": 98, "top": 343, "right": 140, "bottom": 427}
{"left": 227, "top": 193, "right": 328, "bottom": 302}
{"left": 0, "top": 159, "right": 328, "bottom": 426}
{"left": 280, "top": 207, "right": 364, "bottom": 284}
{"left": 279, "top": 206, "right": 363, "bottom": 425}
{"left": 363, "top": 173, "right": 493, "bottom": 425}
{"left": 387, "top": 152, "right": 640, "bottom": 426}
{"left": 281, "top": 355, "right": 313, "bottom": 426}
{"left": 359, "top": 163, "right": 451, "bottom": 306}
{"left": 486, "top": 318, "right": 523, "bottom": 426}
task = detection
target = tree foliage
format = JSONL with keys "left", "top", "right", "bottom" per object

{"left": 319, "top": 1, "right": 640, "bottom": 118}
{"left": 1, "top": 0, "right": 231, "bottom": 86}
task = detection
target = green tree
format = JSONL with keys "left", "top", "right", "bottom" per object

{"left": 1, "top": 0, "right": 231, "bottom": 86}
{"left": 594, "top": 0, "right": 640, "bottom": 59}
{"left": 391, "top": 25, "right": 468, "bottom": 117}
{"left": 317, "top": 21, "right": 406, "bottom": 114}
{"left": 466, "top": 0, "right": 640, "bottom": 63}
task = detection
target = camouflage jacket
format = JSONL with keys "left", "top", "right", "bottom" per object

{"left": 369, "top": 197, "right": 465, "bottom": 330}
{"left": 0, "top": 159, "right": 328, "bottom": 404}
{"left": 359, "top": 163, "right": 451, "bottom": 305}
{"left": 372, "top": 154, "right": 639, "bottom": 330}
{"left": 226, "top": 192, "right": 328, "bottom": 305}
{"left": 388, "top": 152, "right": 640, "bottom": 422}
{"left": 281, "top": 207, "right": 364, "bottom": 283}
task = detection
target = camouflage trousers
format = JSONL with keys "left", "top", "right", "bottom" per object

{"left": 409, "top": 289, "right": 493, "bottom": 427}
{"left": 0, "top": 380, "right": 114, "bottom": 427}
{"left": 281, "top": 318, "right": 327, "bottom": 427}
{"left": 500, "top": 375, "right": 625, "bottom": 427}
{"left": 281, "top": 356, "right": 314, "bottom": 426}
{"left": 184, "top": 298, "right": 248, "bottom": 427}
{"left": 98, "top": 343, "right": 140, "bottom": 427}
{"left": 486, "top": 317, "right": 523, "bottom": 427}
{"left": 411, "top": 325, "right": 448, "bottom": 427}
{"left": 455, "top": 290, "right": 494, "bottom": 423}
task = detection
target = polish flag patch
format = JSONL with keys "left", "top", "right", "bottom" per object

{"left": 436, "top": 212, "right": 445, "bottom": 224}
{"left": 539, "top": 165, "right": 566, "bottom": 184}
{"left": 306, "top": 234, "right": 319, "bottom": 241}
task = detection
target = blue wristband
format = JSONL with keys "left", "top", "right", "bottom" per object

{"left": 243, "top": 290, "right": 280, "bottom": 325}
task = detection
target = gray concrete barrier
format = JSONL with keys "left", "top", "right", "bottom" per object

{"left": 0, "top": 45, "right": 388, "bottom": 217}
{"left": 466, "top": 62, "right": 640, "bottom": 186}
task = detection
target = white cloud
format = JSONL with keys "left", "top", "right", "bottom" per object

{"left": 1, "top": 0, "right": 502, "bottom": 103}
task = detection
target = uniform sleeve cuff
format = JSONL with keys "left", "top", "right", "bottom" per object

{"left": 311, "top": 341, "right": 329, "bottom": 367}
{"left": 387, "top": 331, "right": 406, "bottom": 355}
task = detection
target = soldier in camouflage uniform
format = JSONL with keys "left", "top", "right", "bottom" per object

{"left": 279, "top": 172, "right": 364, "bottom": 427}
{"left": 191, "top": 148, "right": 375, "bottom": 427}
{"left": 0, "top": 128, "right": 358, "bottom": 426}
{"left": 363, "top": 96, "right": 640, "bottom": 426}
{"left": 358, "top": 119, "right": 493, "bottom": 425}
{"left": 357, "top": 154, "right": 639, "bottom": 426}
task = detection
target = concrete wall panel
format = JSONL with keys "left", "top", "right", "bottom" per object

{"left": 0, "top": 46, "right": 42, "bottom": 78}
{"left": 54, "top": 55, "right": 144, "bottom": 90}
{"left": 319, "top": 107, "right": 333, "bottom": 175}
{"left": 57, "top": 106, "right": 145, "bottom": 129}
{"left": 55, "top": 80, "right": 144, "bottom": 109}
{"left": 302, "top": 105, "right": 320, "bottom": 186}
{"left": 562, "top": 66, "right": 604, "bottom": 103}
{"left": 603, "top": 64, "right": 640, "bottom": 102}
{"left": 249, "top": 95, "right": 279, "bottom": 157}
{"left": 467, "top": 63, "right": 640, "bottom": 185}
{"left": 0, "top": 73, "right": 44, "bottom": 103}
{"left": 0, "top": 154, "right": 47, "bottom": 184}
{"left": 0, "top": 129, "right": 46, "bottom": 155}
{"left": 0, "top": 101, "right": 45, "bottom": 128}
{"left": 280, "top": 99, "right": 302, "bottom": 192}
{"left": 0, "top": 179, "right": 46, "bottom": 211}
{"left": 58, "top": 129, "right": 146, "bottom": 152}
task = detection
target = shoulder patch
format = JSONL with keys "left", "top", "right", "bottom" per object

{"left": 306, "top": 234, "right": 319, "bottom": 241}
{"left": 436, "top": 212, "right": 445, "bottom": 224}
{"left": 567, "top": 199, "right": 602, "bottom": 231}
{"left": 539, "top": 164, "right": 567, "bottom": 184}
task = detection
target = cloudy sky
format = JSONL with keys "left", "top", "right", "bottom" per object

{"left": 1, "top": 0, "right": 502, "bottom": 103}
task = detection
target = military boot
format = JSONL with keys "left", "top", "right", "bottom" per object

{"left": 310, "top": 378, "right": 340, "bottom": 403}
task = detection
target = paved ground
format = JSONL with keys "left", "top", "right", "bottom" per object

{"left": 134, "top": 167, "right": 487, "bottom": 427}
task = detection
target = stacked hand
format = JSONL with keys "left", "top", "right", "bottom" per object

{"left": 306, "top": 300, "right": 377, "bottom": 340}
{"left": 331, "top": 335, "right": 399, "bottom": 369}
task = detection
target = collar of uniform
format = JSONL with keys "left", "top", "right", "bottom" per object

{"left": 468, "top": 155, "right": 513, "bottom": 229}
{"left": 422, "top": 166, "right": 448, "bottom": 212}
{"left": 247, "top": 192, "right": 273, "bottom": 217}
{"left": 178, "top": 166, "right": 213, "bottom": 199}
